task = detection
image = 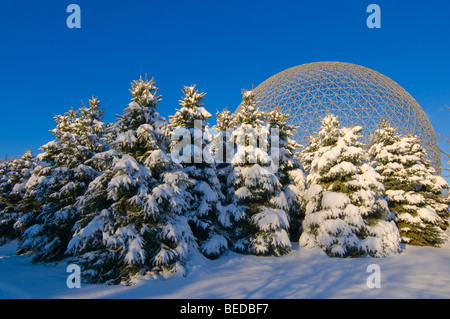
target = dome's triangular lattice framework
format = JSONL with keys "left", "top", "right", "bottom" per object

{"left": 236, "top": 61, "right": 441, "bottom": 171}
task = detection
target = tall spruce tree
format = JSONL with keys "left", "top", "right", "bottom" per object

{"left": 168, "top": 85, "right": 227, "bottom": 259}
{"left": 266, "top": 109, "right": 306, "bottom": 241}
{"left": 226, "top": 90, "right": 292, "bottom": 256}
{"left": 17, "top": 98, "right": 107, "bottom": 262}
{"left": 299, "top": 132, "right": 320, "bottom": 175}
{"left": 0, "top": 150, "right": 37, "bottom": 244}
{"left": 211, "top": 108, "right": 236, "bottom": 224}
{"left": 68, "top": 77, "right": 195, "bottom": 284}
{"left": 0, "top": 158, "right": 15, "bottom": 244}
{"left": 300, "top": 114, "right": 401, "bottom": 257}
{"left": 369, "top": 121, "right": 449, "bottom": 246}
{"left": 0, "top": 159, "right": 10, "bottom": 214}
{"left": 211, "top": 108, "right": 234, "bottom": 172}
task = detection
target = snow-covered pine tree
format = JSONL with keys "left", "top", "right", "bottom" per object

{"left": 211, "top": 108, "right": 234, "bottom": 171}
{"left": 68, "top": 76, "right": 195, "bottom": 284}
{"left": 299, "top": 132, "right": 320, "bottom": 174}
{"left": 369, "top": 121, "right": 449, "bottom": 246}
{"left": 300, "top": 114, "right": 401, "bottom": 257}
{"left": 17, "top": 97, "right": 107, "bottom": 262}
{"left": 0, "top": 159, "right": 10, "bottom": 213}
{"left": 0, "top": 159, "right": 12, "bottom": 244}
{"left": 402, "top": 141, "right": 449, "bottom": 232}
{"left": 266, "top": 109, "right": 306, "bottom": 241}
{"left": 226, "top": 89, "right": 291, "bottom": 256}
{"left": 210, "top": 108, "right": 235, "bottom": 223}
{"left": 0, "top": 151, "right": 38, "bottom": 244}
{"left": 168, "top": 85, "right": 227, "bottom": 259}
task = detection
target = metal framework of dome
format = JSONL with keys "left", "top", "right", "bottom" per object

{"left": 236, "top": 61, "right": 440, "bottom": 171}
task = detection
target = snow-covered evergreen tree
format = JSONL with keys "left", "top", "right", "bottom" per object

{"left": 210, "top": 108, "right": 236, "bottom": 228}
{"left": 0, "top": 159, "right": 13, "bottom": 244}
{"left": 226, "top": 90, "right": 291, "bottom": 256}
{"left": 369, "top": 121, "right": 449, "bottom": 246}
{"left": 300, "top": 114, "right": 401, "bottom": 257}
{"left": 68, "top": 77, "right": 195, "bottom": 284}
{"left": 0, "top": 159, "right": 10, "bottom": 214}
{"left": 168, "top": 85, "right": 227, "bottom": 259}
{"left": 211, "top": 108, "right": 234, "bottom": 171}
{"left": 299, "top": 132, "right": 320, "bottom": 175}
{"left": 0, "top": 151, "right": 37, "bottom": 244}
{"left": 266, "top": 109, "right": 306, "bottom": 241}
{"left": 17, "top": 97, "right": 107, "bottom": 262}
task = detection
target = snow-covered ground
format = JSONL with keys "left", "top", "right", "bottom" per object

{"left": 1, "top": 239, "right": 450, "bottom": 299}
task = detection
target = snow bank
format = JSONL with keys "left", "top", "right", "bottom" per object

{"left": 1, "top": 238, "right": 450, "bottom": 299}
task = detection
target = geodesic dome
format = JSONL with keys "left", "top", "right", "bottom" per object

{"left": 236, "top": 61, "right": 440, "bottom": 171}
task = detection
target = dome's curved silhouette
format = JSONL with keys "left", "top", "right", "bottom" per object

{"left": 236, "top": 61, "right": 440, "bottom": 170}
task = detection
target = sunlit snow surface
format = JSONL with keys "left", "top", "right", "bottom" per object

{"left": 1, "top": 238, "right": 450, "bottom": 299}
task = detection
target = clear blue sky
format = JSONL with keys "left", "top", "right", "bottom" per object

{"left": 1, "top": 0, "right": 449, "bottom": 172}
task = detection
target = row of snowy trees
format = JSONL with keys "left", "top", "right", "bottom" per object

{"left": 0, "top": 75, "right": 448, "bottom": 284}
{"left": 299, "top": 116, "right": 448, "bottom": 256}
